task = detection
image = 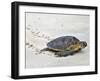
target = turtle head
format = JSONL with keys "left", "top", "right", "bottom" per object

{"left": 80, "top": 41, "right": 87, "bottom": 49}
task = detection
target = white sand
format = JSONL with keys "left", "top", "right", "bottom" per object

{"left": 25, "top": 13, "right": 90, "bottom": 68}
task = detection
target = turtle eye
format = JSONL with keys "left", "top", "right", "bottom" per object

{"left": 84, "top": 42, "right": 87, "bottom": 47}
{"left": 82, "top": 42, "right": 87, "bottom": 48}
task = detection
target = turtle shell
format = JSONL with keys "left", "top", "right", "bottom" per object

{"left": 47, "top": 36, "right": 80, "bottom": 51}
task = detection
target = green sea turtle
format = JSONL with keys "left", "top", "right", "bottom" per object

{"left": 41, "top": 36, "right": 87, "bottom": 57}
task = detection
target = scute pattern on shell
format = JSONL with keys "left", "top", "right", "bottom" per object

{"left": 47, "top": 36, "right": 80, "bottom": 50}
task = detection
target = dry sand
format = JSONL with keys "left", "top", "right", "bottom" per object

{"left": 25, "top": 13, "right": 90, "bottom": 68}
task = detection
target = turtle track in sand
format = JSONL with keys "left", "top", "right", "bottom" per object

{"left": 26, "top": 27, "right": 54, "bottom": 56}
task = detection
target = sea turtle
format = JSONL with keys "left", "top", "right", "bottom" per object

{"left": 41, "top": 36, "right": 87, "bottom": 57}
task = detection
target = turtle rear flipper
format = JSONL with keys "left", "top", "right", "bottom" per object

{"left": 55, "top": 50, "right": 75, "bottom": 57}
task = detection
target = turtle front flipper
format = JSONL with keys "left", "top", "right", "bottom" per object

{"left": 55, "top": 50, "right": 74, "bottom": 57}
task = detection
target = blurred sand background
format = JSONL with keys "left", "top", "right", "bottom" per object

{"left": 25, "top": 12, "right": 90, "bottom": 68}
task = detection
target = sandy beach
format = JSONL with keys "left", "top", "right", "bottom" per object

{"left": 25, "top": 12, "right": 90, "bottom": 68}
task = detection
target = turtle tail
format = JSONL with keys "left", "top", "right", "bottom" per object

{"left": 40, "top": 48, "right": 58, "bottom": 53}
{"left": 40, "top": 48, "right": 49, "bottom": 53}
